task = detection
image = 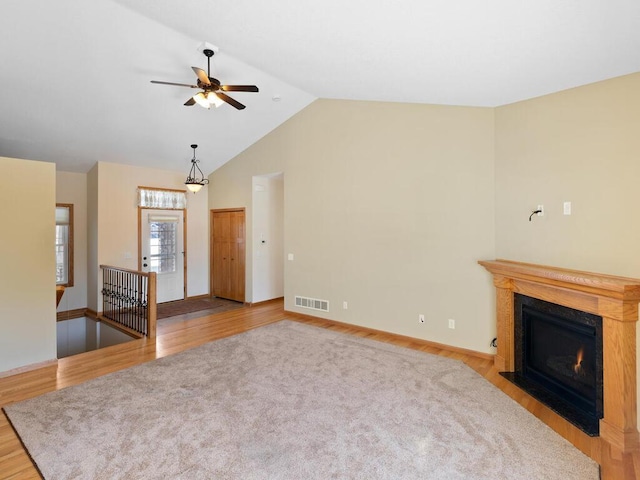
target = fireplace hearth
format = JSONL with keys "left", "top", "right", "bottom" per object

{"left": 501, "top": 294, "right": 603, "bottom": 435}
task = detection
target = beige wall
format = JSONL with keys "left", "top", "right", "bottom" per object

{"left": 211, "top": 99, "right": 497, "bottom": 353}
{"left": 90, "top": 162, "right": 210, "bottom": 309}
{"left": 495, "top": 71, "right": 640, "bottom": 430}
{"left": 87, "top": 165, "right": 99, "bottom": 312}
{"left": 0, "top": 157, "right": 57, "bottom": 372}
{"left": 495, "top": 72, "right": 640, "bottom": 275}
{"left": 56, "top": 171, "right": 88, "bottom": 313}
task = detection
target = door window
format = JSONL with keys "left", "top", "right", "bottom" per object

{"left": 148, "top": 215, "right": 179, "bottom": 274}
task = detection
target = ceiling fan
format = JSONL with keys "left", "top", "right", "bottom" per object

{"left": 151, "top": 49, "right": 259, "bottom": 110}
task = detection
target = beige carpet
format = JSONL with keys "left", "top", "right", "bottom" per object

{"left": 4, "top": 321, "right": 598, "bottom": 479}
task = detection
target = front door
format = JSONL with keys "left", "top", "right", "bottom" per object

{"left": 140, "top": 209, "right": 185, "bottom": 303}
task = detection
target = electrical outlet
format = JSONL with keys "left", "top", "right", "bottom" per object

{"left": 537, "top": 204, "right": 544, "bottom": 216}
{"left": 448, "top": 318, "right": 455, "bottom": 329}
{"left": 418, "top": 314, "right": 425, "bottom": 324}
{"left": 343, "top": 301, "right": 348, "bottom": 310}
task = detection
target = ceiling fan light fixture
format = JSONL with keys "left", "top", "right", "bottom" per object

{"left": 193, "top": 92, "right": 210, "bottom": 109}
{"left": 184, "top": 144, "right": 209, "bottom": 194}
{"left": 192, "top": 91, "right": 223, "bottom": 109}
{"left": 207, "top": 92, "right": 224, "bottom": 108}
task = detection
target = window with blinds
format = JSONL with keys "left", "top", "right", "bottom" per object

{"left": 56, "top": 204, "right": 74, "bottom": 286}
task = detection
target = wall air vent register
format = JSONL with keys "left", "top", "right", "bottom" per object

{"left": 294, "top": 296, "right": 329, "bottom": 312}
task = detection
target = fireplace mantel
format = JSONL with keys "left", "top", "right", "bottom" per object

{"left": 479, "top": 259, "right": 640, "bottom": 480}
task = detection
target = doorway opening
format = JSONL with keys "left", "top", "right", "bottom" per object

{"left": 251, "top": 173, "right": 284, "bottom": 304}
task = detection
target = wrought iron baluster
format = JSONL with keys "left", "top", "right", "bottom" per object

{"left": 99, "top": 265, "right": 154, "bottom": 337}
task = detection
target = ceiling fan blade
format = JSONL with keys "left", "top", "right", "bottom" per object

{"left": 216, "top": 92, "right": 246, "bottom": 110}
{"left": 192, "top": 67, "right": 211, "bottom": 86}
{"left": 184, "top": 97, "right": 196, "bottom": 106}
{"left": 150, "top": 80, "right": 199, "bottom": 88}
{"left": 220, "top": 85, "right": 259, "bottom": 92}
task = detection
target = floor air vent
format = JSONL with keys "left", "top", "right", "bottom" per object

{"left": 294, "top": 296, "right": 329, "bottom": 312}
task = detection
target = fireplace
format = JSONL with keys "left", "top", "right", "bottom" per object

{"left": 479, "top": 260, "right": 640, "bottom": 480}
{"left": 501, "top": 294, "right": 603, "bottom": 435}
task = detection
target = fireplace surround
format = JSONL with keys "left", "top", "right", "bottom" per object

{"left": 479, "top": 260, "right": 640, "bottom": 480}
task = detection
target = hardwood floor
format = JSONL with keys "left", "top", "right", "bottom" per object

{"left": 0, "top": 299, "right": 605, "bottom": 479}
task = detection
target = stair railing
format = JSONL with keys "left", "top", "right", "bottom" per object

{"left": 99, "top": 265, "right": 157, "bottom": 339}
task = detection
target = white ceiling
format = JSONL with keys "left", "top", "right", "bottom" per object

{"left": 1, "top": 0, "right": 639, "bottom": 175}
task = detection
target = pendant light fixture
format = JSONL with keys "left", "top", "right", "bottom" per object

{"left": 184, "top": 144, "right": 209, "bottom": 193}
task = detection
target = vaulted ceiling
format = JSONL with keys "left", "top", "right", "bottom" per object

{"left": 1, "top": 0, "right": 639, "bottom": 175}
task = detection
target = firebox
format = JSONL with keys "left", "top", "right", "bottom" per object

{"left": 501, "top": 294, "right": 603, "bottom": 436}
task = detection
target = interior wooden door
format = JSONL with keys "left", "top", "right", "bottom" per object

{"left": 211, "top": 209, "right": 245, "bottom": 302}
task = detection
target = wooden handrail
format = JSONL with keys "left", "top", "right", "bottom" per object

{"left": 99, "top": 264, "right": 154, "bottom": 277}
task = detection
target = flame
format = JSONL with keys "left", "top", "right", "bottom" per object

{"left": 574, "top": 346, "right": 584, "bottom": 375}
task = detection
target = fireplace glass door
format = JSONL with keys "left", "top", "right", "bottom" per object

{"left": 509, "top": 294, "right": 603, "bottom": 435}
{"left": 523, "top": 304, "right": 599, "bottom": 414}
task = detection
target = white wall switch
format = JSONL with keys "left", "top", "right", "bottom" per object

{"left": 448, "top": 318, "right": 455, "bottom": 329}
{"left": 419, "top": 314, "right": 425, "bottom": 324}
{"left": 343, "top": 301, "right": 348, "bottom": 310}
{"left": 287, "top": 253, "right": 294, "bottom": 261}
{"left": 537, "top": 205, "right": 544, "bottom": 216}
{"left": 563, "top": 201, "right": 571, "bottom": 215}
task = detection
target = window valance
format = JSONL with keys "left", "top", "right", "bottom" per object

{"left": 137, "top": 187, "right": 187, "bottom": 209}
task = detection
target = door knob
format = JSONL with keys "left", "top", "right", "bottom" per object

{"left": 143, "top": 256, "right": 147, "bottom": 260}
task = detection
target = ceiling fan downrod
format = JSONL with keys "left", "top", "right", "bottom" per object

{"left": 203, "top": 49, "right": 214, "bottom": 78}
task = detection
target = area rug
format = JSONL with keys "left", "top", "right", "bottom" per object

{"left": 3, "top": 321, "right": 598, "bottom": 479}
{"left": 156, "top": 296, "right": 243, "bottom": 319}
